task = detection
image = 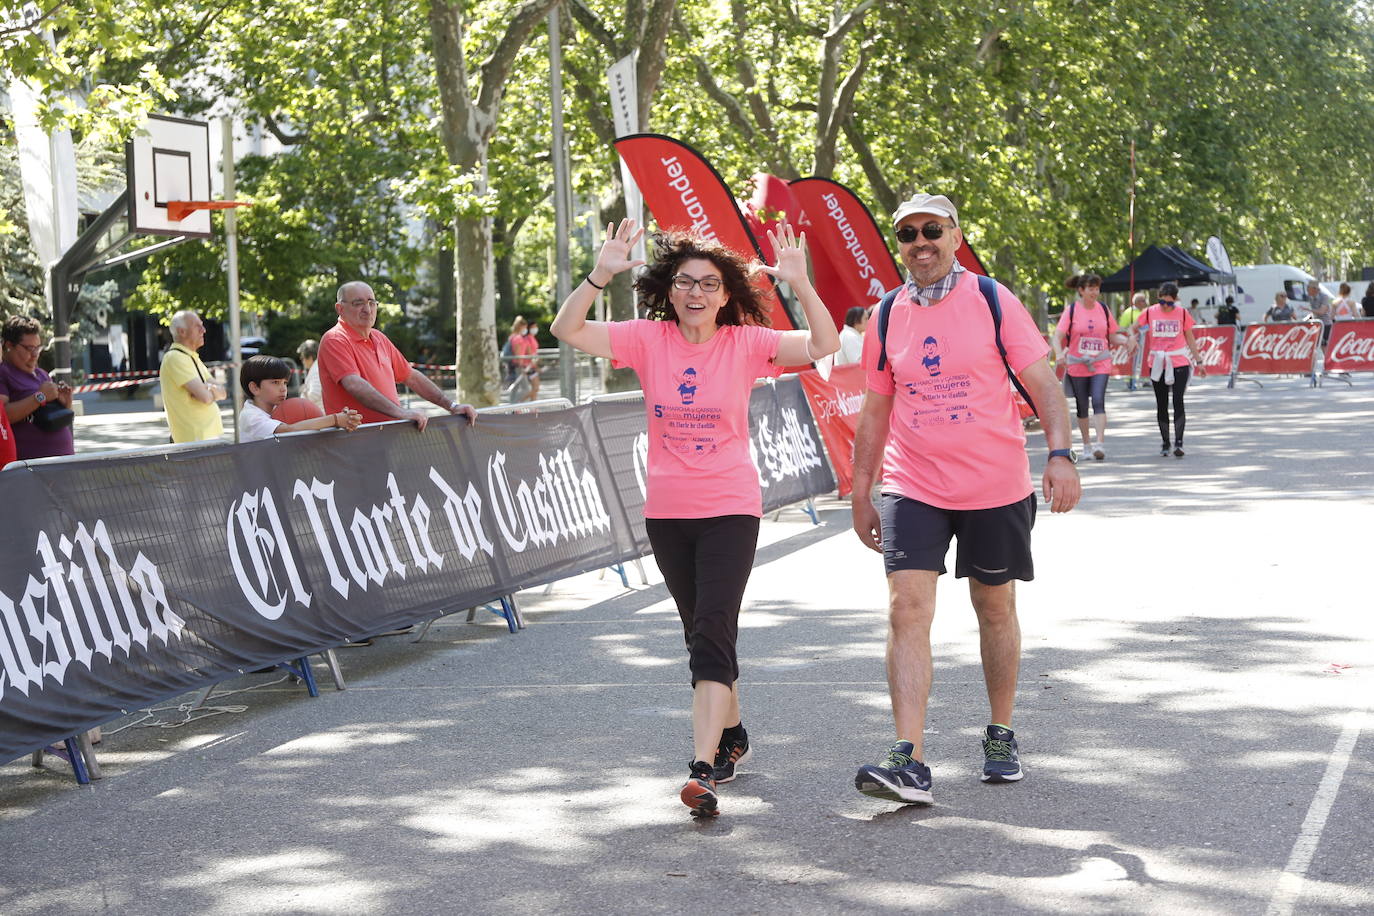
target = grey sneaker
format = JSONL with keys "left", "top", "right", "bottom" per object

{"left": 855, "top": 741, "right": 934, "bottom": 805}
{"left": 981, "top": 725, "right": 1024, "bottom": 782}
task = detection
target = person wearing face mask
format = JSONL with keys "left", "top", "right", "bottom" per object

{"left": 551, "top": 218, "right": 840, "bottom": 818}
{"left": 1136, "top": 282, "right": 1206, "bottom": 457}
{"left": 510, "top": 320, "right": 541, "bottom": 402}
{"left": 1053, "top": 273, "right": 1134, "bottom": 460}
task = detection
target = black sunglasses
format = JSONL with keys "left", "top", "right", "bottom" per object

{"left": 895, "top": 223, "right": 955, "bottom": 244}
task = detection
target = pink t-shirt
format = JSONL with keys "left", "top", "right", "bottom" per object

{"left": 609, "top": 319, "right": 783, "bottom": 519}
{"left": 863, "top": 272, "right": 1049, "bottom": 511}
{"left": 1137, "top": 305, "right": 1195, "bottom": 368}
{"left": 1056, "top": 300, "right": 1118, "bottom": 377}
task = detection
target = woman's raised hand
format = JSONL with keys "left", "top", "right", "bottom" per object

{"left": 593, "top": 219, "right": 646, "bottom": 278}
{"left": 760, "top": 223, "right": 810, "bottom": 288}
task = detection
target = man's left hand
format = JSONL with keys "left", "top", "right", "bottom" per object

{"left": 1043, "top": 458, "right": 1081, "bottom": 513}
{"left": 447, "top": 402, "right": 477, "bottom": 422}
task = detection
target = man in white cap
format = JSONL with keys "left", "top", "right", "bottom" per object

{"left": 849, "top": 193, "right": 1079, "bottom": 806}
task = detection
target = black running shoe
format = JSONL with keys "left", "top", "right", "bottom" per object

{"left": 855, "top": 741, "right": 934, "bottom": 805}
{"left": 1173, "top": 445, "right": 1185, "bottom": 458}
{"left": 713, "top": 730, "right": 752, "bottom": 784}
{"left": 680, "top": 760, "right": 719, "bottom": 818}
{"left": 981, "top": 725, "right": 1024, "bottom": 783}
{"left": 1159, "top": 445, "right": 1171, "bottom": 457}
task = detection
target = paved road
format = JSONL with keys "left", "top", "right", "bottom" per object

{"left": 1, "top": 376, "right": 1370, "bottom": 914}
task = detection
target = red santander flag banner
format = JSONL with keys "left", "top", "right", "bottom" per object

{"left": 1191, "top": 325, "right": 1237, "bottom": 375}
{"left": 614, "top": 134, "right": 797, "bottom": 331}
{"left": 1324, "top": 320, "right": 1374, "bottom": 372}
{"left": 788, "top": 178, "right": 903, "bottom": 329}
{"left": 1237, "top": 322, "right": 1321, "bottom": 375}
{"left": 797, "top": 364, "right": 865, "bottom": 497}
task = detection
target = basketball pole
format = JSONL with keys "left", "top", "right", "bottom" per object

{"left": 223, "top": 118, "right": 243, "bottom": 442}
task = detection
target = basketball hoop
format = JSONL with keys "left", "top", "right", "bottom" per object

{"left": 166, "top": 200, "right": 251, "bottom": 222}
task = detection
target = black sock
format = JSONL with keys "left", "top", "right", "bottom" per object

{"left": 722, "top": 721, "right": 746, "bottom": 740}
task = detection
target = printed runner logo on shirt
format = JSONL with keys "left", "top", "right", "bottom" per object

{"left": 901, "top": 335, "right": 977, "bottom": 430}
{"left": 654, "top": 366, "right": 721, "bottom": 459}
{"left": 920, "top": 337, "right": 943, "bottom": 376}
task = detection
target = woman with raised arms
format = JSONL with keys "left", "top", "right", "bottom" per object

{"left": 552, "top": 218, "right": 839, "bottom": 818}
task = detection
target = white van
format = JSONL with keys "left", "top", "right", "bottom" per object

{"left": 1180, "top": 264, "right": 1320, "bottom": 325}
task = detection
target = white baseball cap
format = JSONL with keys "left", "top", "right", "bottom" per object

{"left": 893, "top": 193, "right": 959, "bottom": 228}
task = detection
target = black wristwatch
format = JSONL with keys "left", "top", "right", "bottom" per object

{"left": 1048, "top": 448, "right": 1077, "bottom": 464}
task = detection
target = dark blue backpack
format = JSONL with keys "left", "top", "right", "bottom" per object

{"left": 875, "top": 274, "right": 1039, "bottom": 417}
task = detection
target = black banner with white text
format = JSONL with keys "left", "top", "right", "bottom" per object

{"left": 0, "top": 378, "right": 832, "bottom": 761}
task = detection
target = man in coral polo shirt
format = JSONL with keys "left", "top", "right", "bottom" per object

{"left": 318, "top": 282, "right": 476, "bottom": 431}
{"left": 850, "top": 193, "right": 1080, "bottom": 806}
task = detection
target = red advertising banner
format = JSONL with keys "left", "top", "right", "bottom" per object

{"left": 797, "top": 364, "right": 865, "bottom": 497}
{"left": 614, "top": 134, "right": 796, "bottom": 331}
{"left": 1108, "top": 335, "right": 1137, "bottom": 377}
{"left": 1237, "top": 322, "right": 1321, "bottom": 375}
{"left": 789, "top": 177, "right": 903, "bottom": 329}
{"left": 1191, "top": 325, "right": 1237, "bottom": 376}
{"left": 1324, "top": 319, "right": 1374, "bottom": 372}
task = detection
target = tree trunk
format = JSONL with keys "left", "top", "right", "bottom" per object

{"left": 454, "top": 211, "right": 500, "bottom": 405}
{"left": 493, "top": 215, "right": 518, "bottom": 321}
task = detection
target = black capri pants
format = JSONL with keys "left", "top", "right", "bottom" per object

{"left": 645, "top": 515, "right": 760, "bottom": 687}
{"left": 1066, "top": 372, "right": 1109, "bottom": 418}
{"left": 1150, "top": 364, "right": 1191, "bottom": 445}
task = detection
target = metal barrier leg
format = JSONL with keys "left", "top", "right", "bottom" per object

{"left": 33, "top": 739, "right": 91, "bottom": 784}
{"left": 633, "top": 558, "right": 649, "bottom": 585}
{"left": 76, "top": 730, "right": 102, "bottom": 780}
{"left": 415, "top": 618, "right": 438, "bottom": 640}
{"left": 277, "top": 657, "right": 320, "bottom": 698}
{"left": 320, "top": 649, "right": 347, "bottom": 690}
{"left": 502, "top": 593, "right": 526, "bottom": 631}
{"left": 191, "top": 683, "right": 217, "bottom": 710}
{"left": 610, "top": 563, "right": 629, "bottom": 588}
{"left": 803, "top": 498, "right": 819, "bottom": 526}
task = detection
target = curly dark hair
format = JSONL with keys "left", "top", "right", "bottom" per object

{"left": 634, "top": 232, "right": 772, "bottom": 327}
{"left": 2, "top": 315, "right": 42, "bottom": 346}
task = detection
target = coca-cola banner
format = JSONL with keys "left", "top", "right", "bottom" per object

{"left": 1324, "top": 319, "right": 1374, "bottom": 372}
{"left": 797, "top": 364, "right": 865, "bottom": 497}
{"left": 789, "top": 178, "right": 903, "bottom": 329}
{"left": 1108, "top": 330, "right": 1139, "bottom": 378}
{"left": 614, "top": 134, "right": 796, "bottom": 331}
{"left": 1237, "top": 322, "right": 1321, "bottom": 375}
{"left": 0, "top": 388, "right": 835, "bottom": 762}
{"left": 1192, "top": 325, "right": 1237, "bottom": 376}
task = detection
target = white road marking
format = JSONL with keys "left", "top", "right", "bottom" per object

{"left": 1265, "top": 708, "right": 1368, "bottom": 916}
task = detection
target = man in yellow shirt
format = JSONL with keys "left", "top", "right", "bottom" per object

{"left": 159, "top": 310, "right": 225, "bottom": 443}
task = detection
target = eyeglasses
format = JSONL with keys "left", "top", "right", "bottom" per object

{"left": 671, "top": 275, "right": 723, "bottom": 292}
{"left": 12, "top": 342, "right": 42, "bottom": 355}
{"left": 895, "top": 222, "right": 956, "bottom": 244}
{"left": 345, "top": 298, "right": 379, "bottom": 308}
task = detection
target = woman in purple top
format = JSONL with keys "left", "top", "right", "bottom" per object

{"left": 0, "top": 316, "right": 75, "bottom": 459}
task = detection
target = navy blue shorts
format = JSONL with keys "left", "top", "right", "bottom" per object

{"left": 879, "top": 493, "right": 1036, "bottom": 585}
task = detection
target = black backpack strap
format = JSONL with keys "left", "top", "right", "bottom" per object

{"left": 977, "top": 274, "right": 1038, "bottom": 418}
{"left": 874, "top": 287, "right": 902, "bottom": 372}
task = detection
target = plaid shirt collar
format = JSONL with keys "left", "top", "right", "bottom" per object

{"left": 905, "top": 261, "right": 966, "bottom": 307}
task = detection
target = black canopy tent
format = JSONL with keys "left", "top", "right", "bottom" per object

{"left": 1100, "top": 244, "right": 1235, "bottom": 292}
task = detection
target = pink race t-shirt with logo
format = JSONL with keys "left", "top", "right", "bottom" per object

{"left": 863, "top": 272, "right": 1049, "bottom": 511}
{"left": 1136, "top": 304, "right": 1195, "bottom": 368}
{"left": 1055, "top": 300, "right": 1118, "bottom": 377}
{"left": 609, "top": 319, "right": 783, "bottom": 519}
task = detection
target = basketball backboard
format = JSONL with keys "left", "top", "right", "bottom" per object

{"left": 126, "top": 114, "right": 213, "bottom": 238}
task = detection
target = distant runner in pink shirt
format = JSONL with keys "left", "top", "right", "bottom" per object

{"left": 1135, "top": 281, "right": 1205, "bottom": 457}
{"left": 552, "top": 218, "right": 839, "bottom": 819}
{"left": 850, "top": 193, "right": 1079, "bottom": 809}
{"left": 1053, "top": 272, "right": 1134, "bottom": 460}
